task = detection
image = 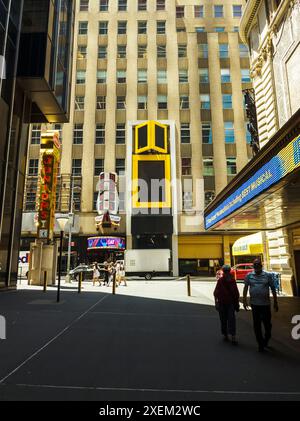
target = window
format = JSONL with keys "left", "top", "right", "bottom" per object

{"left": 179, "top": 69, "right": 188, "bottom": 83}
{"left": 28, "top": 159, "right": 39, "bottom": 176}
{"left": 176, "top": 26, "right": 186, "bottom": 33}
{"left": 96, "top": 124, "right": 105, "bottom": 144}
{"left": 241, "top": 68, "right": 251, "bottom": 82}
{"left": 215, "top": 27, "right": 225, "bottom": 32}
{"left": 138, "top": 69, "right": 147, "bottom": 83}
{"left": 78, "top": 21, "right": 88, "bottom": 35}
{"left": 202, "top": 122, "right": 212, "bottom": 144}
{"left": 178, "top": 44, "right": 187, "bottom": 58}
{"left": 205, "top": 191, "right": 215, "bottom": 207}
{"left": 118, "top": 192, "right": 126, "bottom": 212}
{"left": 73, "top": 191, "right": 81, "bottom": 211}
{"left": 80, "top": 0, "right": 89, "bottom": 11}
{"left": 214, "top": 5, "right": 223, "bottom": 18}
{"left": 118, "top": 21, "right": 127, "bottom": 34}
{"left": 116, "top": 124, "right": 126, "bottom": 144}
{"left": 195, "top": 27, "right": 205, "bottom": 33}
{"left": 233, "top": 26, "right": 239, "bottom": 32}
{"left": 219, "top": 44, "right": 229, "bottom": 58}
{"left": 99, "top": 0, "right": 109, "bottom": 11}
{"left": 199, "top": 68, "right": 209, "bottom": 83}
{"left": 227, "top": 157, "right": 237, "bottom": 175}
{"left": 222, "top": 94, "right": 232, "bottom": 109}
{"left": 203, "top": 158, "right": 214, "bottom": 176}
{"left": 99, "top": 21, "right": 108, "bottom": 35}
{"left": 31, "top": 125, "right": 41, "bottom": 144}
{"left": 198, "top": 43, "right": 208, "bottom": 58}
{"left": 181, "top": 123, "right": 190, "bottom": 143}
{"left": 93, "top": 192, "right": 99, "bottom": 211}
{"left": 77, "top": 45, "right": 87, "bottom": 59}
{"left": 138, "top": 0, "right": 147, "bottom": 11}
{"left": 25, "top": 192, "right": 37, "bottom": 211}
{"left": 97, "top": 96, "right": 106, "bottom": 110}
{"left": 180, "top": 95, "right": 189, "bottom": 109}
{"left": 200, "top": 94, "right": 210, "bottom": 109}
{"left": 224, "top": 122, "right": 235, "bottom": 143}
{"left": 117, "top": 70, "right": 126, "bottom": 83}
{"left": 73, "top": 124, "right": 83, "bottom": 144}
{"left": 138, "top": 44, "right": 147, "bottom": 58}
{"left": 183, "top": 192, "right": 193, "bottom": 210}
{"left": 75, "top": 96, "right": 85, "bottom": 110}
{"left": 97, "top": 70, "right": 107, "bottom": 83}
{"left": 156, "top": 0, "right": 165, "bottom": 11}
{"left": 157, "top": 69, "right": 167, "bottom": 84}
{"left": 239, "top": 44, "right": 249, "bottom": 57}
{"left": 138, "top": 96, "right": 147, "bottom": 109}
{"left": 95, "top": 159, "right": 104, "bottom": 176}
{"left": 98, "top": 45, "right": 107, "bottom": 58}
{"left": 138, "top": 21, "right": 147, "bottom": 34}
{"left": 157, "top": 21, "right": 166, "bottom": 34}
{"left": 157, "top": 95, "right": 167, "bottom": 109}
{"left": 176, "top": 6, "right": 185, "bottom": 18}
{"left": 157, "top": 45, "right": 166, "bottom": 58}
{"left": 182, "top": 158, "right": 191, "bottom": 176}
{"left": 117, "top": 96, "right": 126, "bottom": 109}
{"left": 116, "top": 159, "right": 125, "bottom": 176}
{"left": 117, "top": 45, "right": 126, "bottom": 58}
{"left": 221, "top": 68, "right": 230, "bottom": 83}
{"left": 76, "top": 71, "right": 86, "bottom": 84}
{"left": 246, "top": 123, "right": 252, "bottom": 144}
{"left": 194, "top": 5, "right": 204, "bottom": 18}
{"left": 233, "top": 5, "right": 242, "bottom": 18}
{"left": 72, "top": 159, "right": 82, "bottom": 176}
{"left": 118, "top": 0, "right": 127, "bottom": 11}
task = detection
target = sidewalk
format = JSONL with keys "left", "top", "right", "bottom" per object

{"left": 0, "top": 281, "right": 299, "bottom": 401}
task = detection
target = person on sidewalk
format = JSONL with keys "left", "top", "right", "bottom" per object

{"left": 243, "top": 259, "right": 279, "bottom": 352}
{"left": 214, "top": 264, "right": 240, "bottom": 345}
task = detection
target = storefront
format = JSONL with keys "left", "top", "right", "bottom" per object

{"left": 204, "top": 110, "right": 300, "bottom": 295}
{"left": 232, "top": 232, "right": 264, "bottom": 265}
{"left": 87, "top": 236, "right": 126, "bottom": 263}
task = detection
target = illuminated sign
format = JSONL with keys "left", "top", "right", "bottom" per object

{"left": 205, "top": 135, "right": 300, "bottom": 229}
{"left": 37, "top": 131, "right": 60, "bottom": 240}
{"left": 87, "top": 237, "right": 126, "bottom": 250}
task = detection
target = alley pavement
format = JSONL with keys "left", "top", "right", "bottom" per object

{"left": 0, "top": 279, "right": 299, "bottom": 401}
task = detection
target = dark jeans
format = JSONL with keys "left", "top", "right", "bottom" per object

{"left": 218, "top": 304, "right": 236, "bottom": 336}
{"left": 251, "top": 305, "right": 272, "bottom": 346}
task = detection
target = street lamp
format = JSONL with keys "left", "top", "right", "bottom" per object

{"left": 65, "top": 182, "right": 81, "bottom": 283}
{"left": 56, "top": 215, "right": 69, "bottom": 303}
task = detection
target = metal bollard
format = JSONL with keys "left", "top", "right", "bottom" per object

{"left": 187, "top": 274, "right": 191, "bottom": 297}
{"left": 78, "top": 271, "right": 82, "bottom": 294}
{"left": 112, "top": 272, "right": 116, "bottom": 295}
{"left": 43, "top": 271, "right": 47, "bottom": 293}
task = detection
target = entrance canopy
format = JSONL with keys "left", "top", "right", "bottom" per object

{"left": 232, "top": 232, "right": 263, "bottom": 256}
{"left": 204, "top": 110, "right": 300, "bottom": 232}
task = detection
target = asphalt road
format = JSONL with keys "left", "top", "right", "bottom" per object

{"left": 0, "top": 281, "right": 299, "bottom": 401}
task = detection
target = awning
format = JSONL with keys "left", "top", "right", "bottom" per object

{"left": 232, "top": 232, "right": 263, "bottom": 256}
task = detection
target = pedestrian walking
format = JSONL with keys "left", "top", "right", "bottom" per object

{"left": 118, "top": 263, "right": 127, "bottom": 286}
{"left": 92, "top": 262, "right": 101, "bottom": 286}
{"left": 243, "top": 259, "right": 279, "bottom": 352}
{"left": 214, "top": 264, "right": 240, "bottom": 345}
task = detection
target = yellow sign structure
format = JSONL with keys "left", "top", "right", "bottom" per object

{"left": 37, "top": 131, "right": 61, "bottom": 241}
{"left": 133, "top": 121, "right": 171, "bottom": 210}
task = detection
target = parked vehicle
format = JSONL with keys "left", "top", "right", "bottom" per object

{"left": 125, "top": 249, "right": 171, "bottom": 280}
{"left": 69, "top": 264, "right": 94, "bottom": 281}
{"left": 230, "top": 263, "right": 254, "bottom": 281}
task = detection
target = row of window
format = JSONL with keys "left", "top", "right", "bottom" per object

{"left": 74, "top": 93, "right": 245, "bottom": 111}
{"left": 78, "top": 43, "right": 249, "bottom": 60}
{"left": 76, "top": 68, "right": 250, "bottom": 87}
{"left": 79, "top": 1, "right": 243, "bottom": 19}
{"left": 79, "top": 19, "right": 243, "bottom": 36}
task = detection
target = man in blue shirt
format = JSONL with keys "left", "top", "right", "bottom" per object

{"left": 243, "top": 259, "right": 279, "bottom": 352}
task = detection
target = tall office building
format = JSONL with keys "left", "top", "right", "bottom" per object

{"left": 0, "top": 0, "right": 75, "bottom": 289}
{"left": 23, "top": 0, "right": 253, "bottom": 276}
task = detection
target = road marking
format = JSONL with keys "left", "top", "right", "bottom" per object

{"left": 10, "top": 383, "right": 300, "bottom": 396}
{"left": 91, "top": 311, "right": 218, "bottom": 318}
{"left": 0, "top": 295, "right": 109, "bottom": 384}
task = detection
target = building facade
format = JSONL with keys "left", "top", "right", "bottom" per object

{"left": 205, "top": 0, "right": 300, "bottom": 295}
{"left": 0, "top": 0, "right": 75, "bottom": 289}
{"left": 23, "top": 0, "right": 253, "bottom": 276}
